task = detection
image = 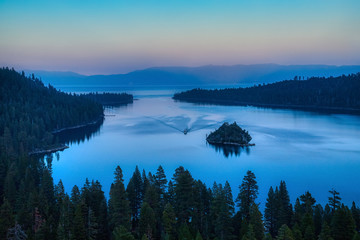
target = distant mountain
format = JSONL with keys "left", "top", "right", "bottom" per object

{"left": 28, "top": 64, "right": 360, "bottom": 87}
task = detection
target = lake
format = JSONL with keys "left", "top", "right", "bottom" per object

{"left": 52, "top": 88, "right": 360, "bottom": 209}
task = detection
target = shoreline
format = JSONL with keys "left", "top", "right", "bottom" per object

{"left": 173, "top": 98, "right": 360, "bottom": 115}
{"left": 52, "top": 115, "right": 104, "bottom": 134}
{"left": 207, "top": 140, "right": 255, "bottom": 147}
{"left": 29, "top": 114, "right": 104, "bottom": 156}
{"left": 28, "top": 144, "right": 69, "bottom": 156}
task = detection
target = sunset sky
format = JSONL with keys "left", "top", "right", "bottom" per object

{"left": 1, "top": 0, "right": 359, "bottom": 75}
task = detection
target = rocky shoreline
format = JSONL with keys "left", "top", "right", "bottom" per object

{"left": 52, "top": 115, "right": 104, "bottom": 134}
{"left": 28, "top": 144, "right": 69, "bottom": 156}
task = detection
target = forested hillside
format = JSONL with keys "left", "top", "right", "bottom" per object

{"left": 0, "top": 67, "right": 104, "bottom": 156}
{"left": 173, "top": 73, "right": 360, "bottom": 112}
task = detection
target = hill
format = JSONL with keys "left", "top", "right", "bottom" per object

{"left": 0, "top": 67, "right": 104, "bottom": 156}
{"left": 173, "top": 73, "right": 360, "bottom": 113}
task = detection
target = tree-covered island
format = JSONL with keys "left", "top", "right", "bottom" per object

{"left": 206, "top": 122, "right": 254, "bottom": 146}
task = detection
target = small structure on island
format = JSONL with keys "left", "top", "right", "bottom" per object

{"left": 206, "top": 122, "right": 255, "bottom": 146}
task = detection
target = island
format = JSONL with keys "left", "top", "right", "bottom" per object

{"left": 206, "top": 122, "right": 255, "bottom": 146}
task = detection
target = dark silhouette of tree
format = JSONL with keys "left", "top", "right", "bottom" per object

{"left": 328, "top": 189, "right": 341, "bottom": 213}
{"left": 236, "top": 170, "right": 258, "bottom": 220}
{"left": 109, "top": 166, "right": 131, "bottom": 231}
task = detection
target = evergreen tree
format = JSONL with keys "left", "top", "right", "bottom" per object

{"left": 109, "top": 166, "right": 131, "bottom": 231}
{"left": 265, "top": 186, "right": 277, "bottom": 236}
{"left": 154, "top": 165, "right": 167, "bottom": 204}
{"left": 277, "top": 224, "right": 294, "bottom": 240}
{"left": 351, "top": 202, "right": 360, "bottom": 232}
{"left": 242, "top": 224, "right": 256, "bottom": 240}
{"left": 331, "top": 204, "right": 355, "bottom": 240}
{"left": 72, "top": 203, "right": 87, "bottom": 240}
{"left": 328, "top": 189, "right": 341, "bottom": 213}
{"left": 292, "top": 224, "right": 303, "bottom": 240}
{"left": 313, "top": 204, "right": 323, "bottom": 236}
{"left": 318, "top": 222, "right": 333, "bottom": 240}
{"left": 249, "top": 204, "right": 264, "bottom": 240}
{"left": 71, "top": 185, "right": 81, "bottom": 207}
{"left": 139, "top": 203, "right": 156, "bottom": 240}
{"left": 113, "top": 225, "right": 135, "bottom": 240}
{"left": 172, "top": 166, "right": 194, "bottom": 224}
{"left": 236, "top": 171, "right": 258, "bottom": 220}
{"left": 300, "top": 192, "right": 316, "bottom": 215}
{"left": 163, "top": 203, "right": 177, "bottom": 240}
{"left": 127, "top": 166, "right": 143, "bottom": 229}
{"left": 277, "top": 181, "right": 292, "bottom": 229}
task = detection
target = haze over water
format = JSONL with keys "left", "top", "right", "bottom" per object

{"left": 52, "top": 89, "right": 360, "bottom": 208}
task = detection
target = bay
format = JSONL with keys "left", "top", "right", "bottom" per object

{"left": 52, "top": 88, "right": 360, "bottom": 208}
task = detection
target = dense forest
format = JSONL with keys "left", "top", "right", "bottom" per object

{"left": 1, "top": 163, "right": 359, "bottom": 240}
{"left": 0, "top": 67, "right": 104, "bottom": 156}
{"left": 81, "top": 93, "right": 133, "bottom": 106}
{"left": 173, "top": 73, "right": 360, "bottom": 112}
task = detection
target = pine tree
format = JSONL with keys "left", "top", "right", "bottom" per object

{"left": 351, "top": 202, "right": 360, "bottom": 232}
{"left": 318, "top": 222, "right": 333, "bottom": 240}
{"left": 154, "top": 165, "right": 167, "bottom": 203}
{"left": 172, "top": 166, "right": 194, "bottom": 224}
{"left": 292, "top": 224, "right": 303, "bottom": 240}
{"left": 72, "top": 203, "right": 87, "bottom": 240}
{"left": 328, "top": 189, "right": 341, "bottom": 213}
{"left": 71, "top": 185, "right": 81, "bottom": 206}
{"left": 109, "top": 166, "right": 131, "bottom": 231}
{"left": 113, "top": 225, "right": 135, "bottom": 240}
{"left": 211, "top": 182, "right": 234, "bottom": 240}
{"left": 139, "top": 203, "right": 156, "bottom": 240}
{"left": 277, "top": 224, "right": 294, "bottom": 240}
{"left": 313, "top": 204, "right": 323, "bottom": 236}
{"left": 242, "top": 224, "right": 256, "bottom": 240}
{"left": 236, "top": 171, "right": 258, "bottom": 220}
{"left": 249, "top": 204, "right": 264, "bottom": 240}
{"left": 127, "top": 166, "right": 143, "bottom": 228}
{"left": 265, "top": 186, "right": 277, "bottom": 236}
{"left": 331, "top": 205, "right": 355, "bottom": 240}
{"left": 162, "top": 203, "right": 176, "bottom": 240}
{"left": 277, "top": 181, "right": 292, "bottom": 229}
{"left": 301, "top": 213, "right": 314, "bottom": 238}
{"left": 300, "top": 192, "right": 316, "bottom": 215}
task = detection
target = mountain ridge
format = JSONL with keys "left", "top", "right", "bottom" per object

{"left": 25, "top": 64, "right": 360, "bottom": 87}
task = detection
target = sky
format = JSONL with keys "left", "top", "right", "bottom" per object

{"left": 1, "top": 0, "right": 360, "bottom": 75}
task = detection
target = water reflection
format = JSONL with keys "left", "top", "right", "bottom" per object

{"left": 55, "top": 118, "right": 104, "bottom": 145}
{"left": 208, "top": 143, "right": 251, "bottom": 157}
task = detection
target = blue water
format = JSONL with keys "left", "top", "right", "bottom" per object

{"left": 52, "top": 89, "right": 360, "bottom": 209}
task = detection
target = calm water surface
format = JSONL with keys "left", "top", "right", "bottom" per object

{"left": 52, "top": 89, "right": 360, "bottom": 208}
